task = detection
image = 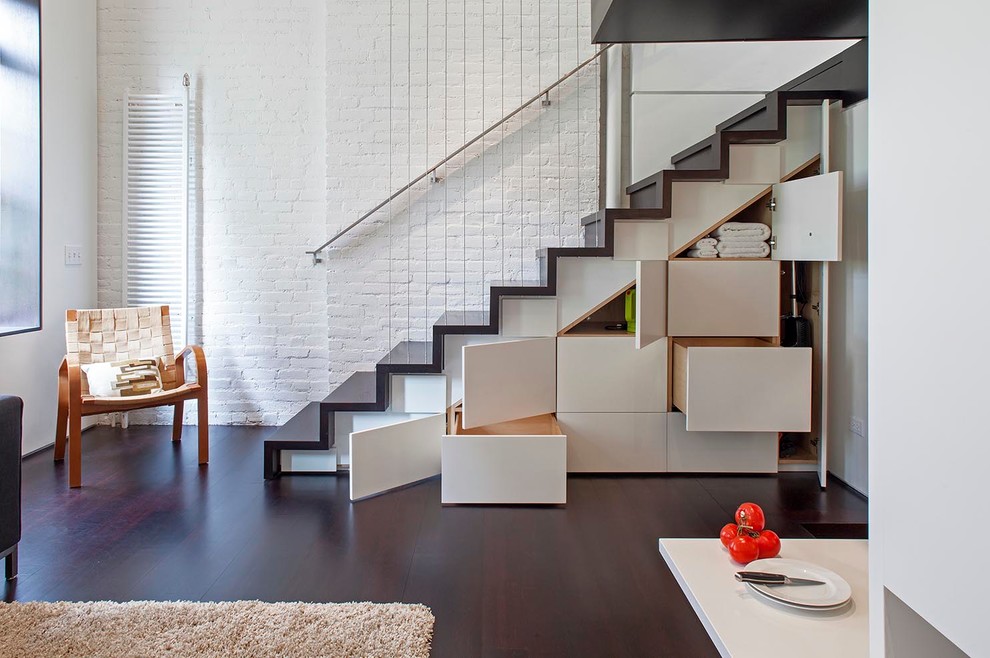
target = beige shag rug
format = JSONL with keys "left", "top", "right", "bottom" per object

{"left": 0, "top": 600, "right": 434, "bottom": 658}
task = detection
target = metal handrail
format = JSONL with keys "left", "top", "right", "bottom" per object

{"left": 308, "top": 44, "right": 612, "bottom": 262}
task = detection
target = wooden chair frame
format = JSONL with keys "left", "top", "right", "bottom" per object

{"left": 54, "top": 306, "right": 208, "bottom": 487}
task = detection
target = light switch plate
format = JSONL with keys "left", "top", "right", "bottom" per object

{"left": 64, "top": 245, "right": 82, "bottom": 266}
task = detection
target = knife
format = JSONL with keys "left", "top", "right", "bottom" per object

{"left": 735, "top": 571, "right": 825, "bottom": 586}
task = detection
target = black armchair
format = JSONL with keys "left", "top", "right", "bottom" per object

{"left": 0, "top": 395, "right": 22, "bottom": 580}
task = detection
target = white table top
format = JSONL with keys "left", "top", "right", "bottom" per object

{"left": 658, "top": 538, "right": 868, "bottom": 658}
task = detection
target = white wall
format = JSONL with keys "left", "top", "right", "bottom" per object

{"left": 0, "top": 0, "right": 98, "bottom": 454}
{"left": 97, "top": 0, "right": 599, "bottom": 426}
{"left": 870, "top": 1, "right": 990, "bottom": 655}
{"left": 628, "top": 40, "right": 857, "bottom": 182}
{"left": 827, "top": 100, "right": 868, "bottom": 495}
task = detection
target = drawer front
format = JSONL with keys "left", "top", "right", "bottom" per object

{"left": 441, "top": 434, "right": 567, "bottom": 504}
{"left": 557, "top": 336, "right": 668, "bottom": 413}
{"left": 666, "top": 412, "right": 777, "bottom": 473}
{"left": 667, "top": 260, "right": 780, "bottom": 337}
{"left": 680, "top": 345, "right": 811, "bottom": 432}
{"left": 557, "top": 412, "right": 666, "bottom": 473}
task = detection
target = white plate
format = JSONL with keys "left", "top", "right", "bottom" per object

{"left": 743, "top": 558, "right": 852, "bottom": 609}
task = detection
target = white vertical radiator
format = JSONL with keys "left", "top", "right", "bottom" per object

{"left": 122, "top": 79, "right": 190, "bottom": 346}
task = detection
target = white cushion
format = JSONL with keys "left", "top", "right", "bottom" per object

{"left": 80, "top": 359, "right": 163, "bottom": 398}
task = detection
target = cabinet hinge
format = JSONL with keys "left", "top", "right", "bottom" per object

{"left": 767, "top": 197, "right": 777, "bottom": 211}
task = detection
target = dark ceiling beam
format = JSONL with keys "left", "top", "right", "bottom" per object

{"left": 592, "top": 0, "right": 867, "bottom": 44}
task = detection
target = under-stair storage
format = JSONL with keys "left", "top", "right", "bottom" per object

{"left": 672, "top": 338, "right": 811, "bottom": 432}
{"left": 442, "top": 409, "right": 567, "bottom": 504}
{"left": 666, "top": 412, "right": 777, "bottom": 473}
{"left": 667, "top": 260, "right": 780, "bottom": 337}
{"left": 557, "top": 336, "right": 669, "bottom": 413}
{"left": 557, "top": 412, "right": 666, "bottom": 472}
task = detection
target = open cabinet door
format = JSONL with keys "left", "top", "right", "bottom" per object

{"left": 771, "top": 171, "right": 843, "bottom": 261}
{"left": 461, "top": 338, "right": 556, "bottom": 429}
{"left": 636, "top": 260, "right": 666, "bottom": 349}
{"left": 350, "top": 413, "right": 445, "bottom": 501}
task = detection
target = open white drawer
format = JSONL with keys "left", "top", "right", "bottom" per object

{"left": 672, "top": 338, "right": 811, "bottom": 432}
{"left": 442, "top": 407, "right": 566, "bottom": 505}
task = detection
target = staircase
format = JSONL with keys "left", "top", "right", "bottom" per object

{"left": 263, "top": 40, "right": 867, "bottom": 487}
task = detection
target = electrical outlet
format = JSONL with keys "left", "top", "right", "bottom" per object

{"left": 849, "top": 416, "right": 865, "bottom": 437}
{"left": 64, "top": 245, "right": 82, "bottom": 266}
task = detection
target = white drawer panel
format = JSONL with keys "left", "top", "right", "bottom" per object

{"left": 557, "top": 412, "right": 666, "bottom": 473}
{"left": 666, "top": 412, "right": 777, "bottom": 473}
{"left": 557, "top": 336, "right": 668, "bottom": 413}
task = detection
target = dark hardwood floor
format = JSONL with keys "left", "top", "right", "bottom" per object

{"left": 5, "top": 425, "right": 867, "bottom": 657}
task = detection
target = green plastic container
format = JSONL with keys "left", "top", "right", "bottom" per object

{"left": 625, "top": 288, "right": 636, "bottom": 333}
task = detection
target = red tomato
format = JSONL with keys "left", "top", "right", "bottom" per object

{"left": 719, "top": 523, "right": 739, "bottom": 548}
{"left": 755, "top": 530, "right": 781, "bottom": 559}
{"left": 735, "top": 502, "right": 766, "bottom": 532}
{"left": 727, "top": 535, "right": 760, "bottom": 564}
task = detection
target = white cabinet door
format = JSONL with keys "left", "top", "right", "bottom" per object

{"left": 771, "top": 171, "right": 843, "bottom": 261}
{"left": 666, "top": 412, "right": 777, "bottom": 473}
{"left": 636, "top": 260, "right": 667, "bottom": 349}
{"left": 557, "top": 336, "right": 668, "bottom": 413}
{"left": 461, "top": 338, "right": 556, "bottom": 429}
{"left": 557, "top": 412, "right": 667, "bottom": 473}
{"left": 349, "top": 413, "right": 445, "bottom": 501}
{"left": 667, "top": 260, "right": 780, "bottom": 337}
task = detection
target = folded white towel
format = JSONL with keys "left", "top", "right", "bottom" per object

{"left": 715, "top": 239, "right": 766, "bottom": 253}
{"left": 694, "top": 237, "right": 718, "bottom": 249}
{"left": 712, "top": 222, "right": 771, "bottom": 241}
{"left": 716, "top": 241, "right": 770, "bottom": 258}
{"left": 686, "top": 248, "right": 718, "bottom": 258}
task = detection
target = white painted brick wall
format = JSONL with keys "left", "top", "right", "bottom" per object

{"left": 97, "top": 0, "right": 599, "bottom": 425}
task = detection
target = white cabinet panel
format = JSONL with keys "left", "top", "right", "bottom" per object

{"left": 349, "top": 413, "right": 445, "bottom": 501}
{"left": 614, "top": 220, "right": 670, "bottom": 261}
{"left": 390, "top": 375, "right": 448, "bottom": 413}
{"left": 667, "top": 260, "right": 780, "bottom": 337}
{"left": 781, "top": 106, "right": 822, "bottom": 176}
{"left": 461, "top": 338, "right": 556, "bottom": 429}
{"left": 556, "top": 257, "right": 636, "bottom": 331}
{"left": 557, "top": 336, "right": 668, "bottom": 413}
{"left": 636, "top": 260, "right": 667, "bottom": 348}
{"left": 557, "top": 412, "right": 667, "bottom": 473}
{"left": 771, "top": 171, "right": 843, "bottom": 262}
{"left": 673, "top": 340, "right": 811, "bottom": 432}
{"left": 666, "top": 412, "right": 777, "bottom": 473}
{"left": 500, "top": 298, "right": 558, "bottom": 337}
{"left": 442, "top": 414, "right": 566, "bottom": 504}
{"left": 668, "top": 182, "right": 771, "bottom": 256}
{"left": 726, "top": 145, "right": 782, "bottom": 185}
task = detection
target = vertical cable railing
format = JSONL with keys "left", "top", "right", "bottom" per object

{"left": 313, "top": 1, "right": 605, "bottom": 347}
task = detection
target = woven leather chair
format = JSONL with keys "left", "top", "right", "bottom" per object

{"left": 1, "top": 395, "right": 22, "bottom": 580}
{"left": 55, "top": 306, "right": 208, "bottom": 487}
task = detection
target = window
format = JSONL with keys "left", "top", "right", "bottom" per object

{"left": 0, "top": 0, "right": 42, "bottom": 336}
